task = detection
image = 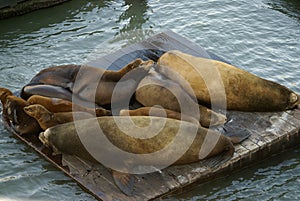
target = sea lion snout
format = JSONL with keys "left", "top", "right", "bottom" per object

{"left": 23, "top": 105, "right": 33, "bottom": 113}
{"left": 290, "top": 93, "right": 298, "bottom": 104}
{"left": 288, "top": 93, "right": 299, "bottom": 109}
{"left": 140, "top": 60, "right": 155, "bottom": 72}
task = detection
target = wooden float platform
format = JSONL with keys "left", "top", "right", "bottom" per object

{"left": 2, "top": 30, "right": 300, "bottom": 200}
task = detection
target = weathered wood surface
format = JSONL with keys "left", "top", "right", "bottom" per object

{"left": 2, "top": 30, "right": 300, "bottom": 201}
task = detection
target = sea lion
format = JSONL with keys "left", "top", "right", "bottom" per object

{"left": 27, "top": 95, "right": 111, "bottom": 116}
{"left": 0, "top": 87, "right": 13, "bottom": 122}
{"left": 0, "top": 87, "right": 109, "bottom": 135}
{"left": 156, "top": 50, "right": 300, "bottom": 112}
{"left": 21, "top": 59, "right": 154, "bottom": 106}
{"left": 39, "top": 116, "right": 234, "bottom": 168}
{"left": 24, "top": 104, "right": 94, "bottom": 130}
{"left": 3, "top": 94, "right": 41, "bottom": 135}
{"left": 135, "top": 70, "right": 227, "bottom": 127}
{"left": 119, "top": 107, "right": 199, "bottom": 125}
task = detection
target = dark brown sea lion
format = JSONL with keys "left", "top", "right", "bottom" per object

{"left": 21, "top": 59, "right": 154, "bottom": 106}
{"left": 135, "top": 70, "right": 227, "bottom": 127}
{"left": 156, "top": 50, "right": 299, "bottom": 112}
{"left": 24, "top": 104, "right": 93, "bottom": 130}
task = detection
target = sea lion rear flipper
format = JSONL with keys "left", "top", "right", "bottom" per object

{"left": 112, "top": 171, "right": 135, "bottom": 196}
{"left": 221, "top": 120, "right": 251, "bottom": 144}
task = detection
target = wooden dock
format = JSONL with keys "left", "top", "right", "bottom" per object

{"left": 2, "top": 30, "right": 300, "bottom": 201}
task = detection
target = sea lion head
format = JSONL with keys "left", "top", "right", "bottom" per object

{"left": 0, "top": 87, "right": 13, "bottom": 105}
{"left": 24, "top": 104, "right": 48, "bottom": 119}
{"left": 288, "top": 93, "right": 300, "bottom": 109}
{"left": 5, "top": 96, "right": 41, "bottom": 135}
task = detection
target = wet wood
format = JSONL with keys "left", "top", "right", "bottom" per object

{"left": 2, "top": 30, "right": 300, "bottom": 201}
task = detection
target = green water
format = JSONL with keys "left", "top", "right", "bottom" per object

{"left": 0, "top": 0, "right": 299, "bottom": 200}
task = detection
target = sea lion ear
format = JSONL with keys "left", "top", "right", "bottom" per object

{"left": 112, "top": 171, "right": 135, "bottom": 196}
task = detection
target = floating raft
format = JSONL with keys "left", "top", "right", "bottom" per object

{"left": 3, "top": 30, "right": 300, "bottom": 201}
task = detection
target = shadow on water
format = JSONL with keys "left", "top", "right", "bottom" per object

{"left": 264, "top": 0, "right": 300, "bottom": 21}
{"left": 165, "top": 147, "right": 300, "bottom": 200}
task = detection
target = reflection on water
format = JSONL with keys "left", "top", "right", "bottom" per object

{"left": 265, "top": 0, "right": 300, "bottom": 21}
{"left": 117, "top": 0, "right": 149, "bottom": 33}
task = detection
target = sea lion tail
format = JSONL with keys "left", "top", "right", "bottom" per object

{"left": 112, "top": 171, "right": 135, "bottom": 196}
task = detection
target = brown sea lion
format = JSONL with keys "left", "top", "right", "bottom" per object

{"left": 24, "top": 104, "right": 94, "bottom": 130}
{"left": 135, "top": 70, "right": 227, "bottom": 127}
{"left": 119, "top": 107, "right": 200, "bottom": 125}
{"left": 0, "top": 87, "right": 13, "bottom": 122}
{"left": 156, "top": 50, "right": 299, "bottom": 112}
{"left": 0, "top": 87, "right": 109, "bottom": 135}
{"left": 21, "top": 59, "right": 154, "bottom": 106}
{"left": 4, "top": 95, "right": 41, "bottom": 135}
{"left": 27, "top": 95, "right": 111, "bottom": 116}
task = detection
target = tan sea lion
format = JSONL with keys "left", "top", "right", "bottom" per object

{"left": 21, "top": 59, "right": 154, "bottom": 106}
{"left": 135, "top": 70, "right": 227, "bottom": 127}
{"left": 39, "top": 116, "right": 234, "bottom": 168}
{"left": 24, "top": 104, "right": 94, "bottom": 130}
{"left": 39, "top": 116, "right": 234, "bottom": 194}
{"left": 156, "top": 50, "right": 299, "bottom": 112}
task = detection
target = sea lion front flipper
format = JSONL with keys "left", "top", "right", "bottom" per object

{"left": 22, "top": 84, "right": 73, "bottom": 101}
{"left": 112, "top": 171, "right": 135, "bottom": 196}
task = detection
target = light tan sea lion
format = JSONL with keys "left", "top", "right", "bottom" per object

{"left": 27, "top": 95, "right": 111, "bottom": 116}
{"left": 156, "top": 50, "right": 299, "bottom": 112}
{"left": 39, "top": 116, "right": 234, "bottom": 168}
{"left": 24, "top": 104, "right": 94, "bottom": 130}
{"left": 135, "top": 70, "right": 227, "bottom": 127}
{"left": 21, "top": 59, "right": 154, "bottom": 106}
